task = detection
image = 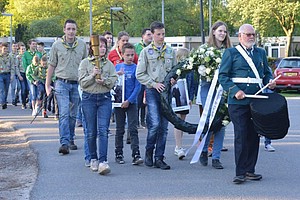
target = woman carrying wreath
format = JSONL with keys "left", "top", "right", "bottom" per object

{"left": 199, "top": 21, "right": 232, "bottom": 169}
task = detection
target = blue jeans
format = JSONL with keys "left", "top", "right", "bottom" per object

{"left": 81, "top": 108, "right": 90, "bottom": 162}
{"left": 0, "top": 73, "right": 11, "bottom": 105}
{"left": 29, "top": 83, "right": 38, "bottom": 101}
{"left": 76, "top": 99, "right": 82, "bottom": 122}
{"left": 10, "top": 75, "right": 21, "bottom": 102}
{"left": 55, "top": 80, "right": 80, "bottom": 146}
{"left": 115, "top": 103, "right": 140, "bottom": 157}
{"left": 264, "top": 137, "right": 271, "bottom": 146}
{"left": 81, "top": 91, "right": 112, "bottom": 162}
{"left": 20, "top": 73, "right": 29, "bottom": 105}
{"left": 201, "top": 80, "right": 225, "bottom": 160}
{"left": 145, "top": 88, "right": 169, "bottom": 160}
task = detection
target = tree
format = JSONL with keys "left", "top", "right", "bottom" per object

{"left": 227, "top": 0, "right": 300, "bottom": 57}
{"left": 27, "top": 18, "right": 64, "bottom": 37}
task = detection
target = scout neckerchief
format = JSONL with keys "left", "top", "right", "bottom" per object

{"left": 139, "top": 40, "right": 147, "bottom": 49}
{"left": 151, "top": 41, "right": 167, "bottom": 60}
{"left": 235, "top": 44, "right": 263, "bottom": 88}
{"left": 0, "top": 53, "right": 10, "bottom": 67}
{"left": 38, "top": 65, "right": 47, "bottom": 80}
{"left": 62, "top": 35, "right": 78, "bottom": 49}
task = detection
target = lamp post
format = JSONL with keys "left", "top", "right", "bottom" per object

{"left": 110, "top": 7, "right": 123, "bottom": 45}
{"left": 1, "top": 13, "right": 13, "bottom": 50}
{"left": 162, "top": 0, "right": 164, "bottom": 24}
{"left": 89, "top": 0, "right": 93, "bottom": 35}
{"left": 110, "top": 7, "right": 123, "bottom": 35}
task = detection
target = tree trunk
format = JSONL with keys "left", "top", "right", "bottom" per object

{"left": 286, "top": 32, "right": 292, "bottom": 57}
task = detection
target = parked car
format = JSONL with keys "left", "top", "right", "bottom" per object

{"left": 274, "top": 57, "right": 300, "bottom": 92}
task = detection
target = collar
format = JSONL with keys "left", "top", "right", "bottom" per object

{"left": 62, "top": 35, "right": 78, "bottom": 49}
{"left": 151, "top": 41, "right": 167, "bottom": 60}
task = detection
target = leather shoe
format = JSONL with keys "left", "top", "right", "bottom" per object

{"left": 246, "top": 172, "right": 262, "bottom": 181}
{"left": 212, "top": 159, "right": 223, "bottom": 169}
{"left": 145, "top": 150, "right": 153, "bottom": 167}
{"left": 233, "top": 175, "right": 246, "bottom": 184}
{"left": 200, "top": 151, "right": 208, "bottom": 166}
{"left": 154, "top": 159, "right": 170, "bottom": 170}
{"left": 58, "top": 144, "right": 69, "bottom": 154}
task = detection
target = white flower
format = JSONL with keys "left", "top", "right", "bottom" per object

{"left": 198, "top": 65, "right": 206, "bottom": 76}
{"left": 215, "top": 57, "right": 222, "bottom": 63}
{"left": 206, "top": 77, "right": 211, "bottom": 82}
{"left": 222, "top": 120, "right": 230, "bottom": 126}
{"left": 187, "top": 64, "right": 193, "bottom": 70}
{"left": 199, "top": 48, "right": 205, "bottom": 54}
{"left": 189, "top": 57, "right": 194, "bottom": 63}
{"left": 176, "top": 69, "right": 181, "bottom": 76}
{"left": 206, "top": 67, "right": 211, "bottom": 75}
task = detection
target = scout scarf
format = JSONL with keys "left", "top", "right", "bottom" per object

{"left": 62, "top": 35, "right": 78, "bottom": 49}
{"left": 139, "top": 40, "right": 147, "bottom": 49}
{"left": 151, "top": 42, "right": 167, "bottom": 60}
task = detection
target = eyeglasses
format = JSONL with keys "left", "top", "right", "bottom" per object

{"left": 242, "top": 33, "right": 256, "bottom": 37}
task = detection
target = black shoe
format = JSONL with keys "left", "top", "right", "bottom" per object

{"left": 126, "top": 138, "right": 131, "bottom": 144}
{"left": 154, "top": 159, "right": 171, "bottom": 170}
{"left": 145, "top": 150, "right": 153, "bottom": 167}
{"left": 22, "top": 104, "right": 27, "bottom": 109}
{"left": 245, "top": 172, "right": 262, "bottom": 181}
{"left": 212, "top": 159, "right": 223, "bottom": 169}
{"left": 12, "top": 101, "right": 17, "bottom": 106}
{"left": 221, "top": 147, "right": 228, "bottom": 151}
{"left": 132, "top": 155, "right": 144, "bottom": 165}
{"left": 115, "top": 154, "right": 125, "bottom": 164}
{"left": 69, "top": 141, "right": 78, "bottom": 150}
{"left": 200, "top": 151, "right": 208, "bottom": 166}
{"left": 2, "top": 104, "right": 7, "bottom": 109}
{"left": 233, "top": 175, "right": 246, "bottom": 184}
{"left": 59, "top": 144, "right": 69, "bottom": 154}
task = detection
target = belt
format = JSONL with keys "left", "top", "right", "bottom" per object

{"left": 0, "top": 72, "right": 10, "bottom": 75}
{"left": 56, "top": 77, "right": 78, "bottom": 84}
{"left": 231, "top": 77, "right": 262, "bottom": 84}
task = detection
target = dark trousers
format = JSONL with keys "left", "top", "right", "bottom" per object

{"left": 115, "top": 103, "right": 140, "bottom": 157}
{"left": 137, "top": 85, "right": 146, "bottom": 124}
{"left": 228, "top": 104, "right": 260, "bottom": 176}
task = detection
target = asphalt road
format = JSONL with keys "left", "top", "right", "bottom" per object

{"left": 1, "top": 98, "right": 300, "bottom": 200}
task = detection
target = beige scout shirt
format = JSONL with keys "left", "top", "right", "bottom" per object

{"left": 136, "top": 44, "right": 177, "bottom": 88}
{"left": 0, "top": 54, "right": 14, "bottom": 76}
{"left": 78, "top": 57, "right": 117, "bottom": 94}
{"left": 49, "top": 38, "right": 87, "bottom": 81}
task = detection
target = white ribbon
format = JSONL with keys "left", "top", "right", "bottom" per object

{"left": 185, "top": 69, "right": 223, "bottom": 164}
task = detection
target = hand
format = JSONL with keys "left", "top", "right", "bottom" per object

{"left": 93, "top": 67, "right": 101, "bottom": 77}
{"left": 154, "top": 83, "right": 165, "bottom": 93}
{"left": 18, "top": 75, "right": 23, "bottom": 81}
{"left": 121, "top": 100, "right": 129, "bottom": 108}
{"left": 117, "top": 67, "right": 125, "bottom": 75}
{"left": 268, "top": 79, "right": 276, "bottom": 90}
{"left": 235, "top": 90, "right": 246, "bottom": 100}
{"left": 95, "top": 78, "right": 105, "bottom": 85}
{"left": 46, "top": 85, "right": 52, "bottom": 96}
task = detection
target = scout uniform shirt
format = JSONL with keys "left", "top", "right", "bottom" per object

{"left": 78, "top": 57, "right": 117, "bottom": 94}
{"left": 49, "top": 36, "right": 87, "bottom": 81}
{"left": 33, "top": 65, "right": 48, "bottom": 84}
{"left": 0, "top": 53, "right": 14, "bottom": 77}
{"left": 136, "top": 42, "right": 177, "bottom": 88}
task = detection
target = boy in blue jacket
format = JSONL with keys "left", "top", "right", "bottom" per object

{"left": 114, "top": 43, "right": 143, "bottom": 165}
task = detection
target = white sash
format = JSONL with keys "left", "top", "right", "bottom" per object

{"left": 186, "top": 69, "right": 223, "bottom": 164}
{"left": 235, "top": 45, "right": 263, "bottom": 89}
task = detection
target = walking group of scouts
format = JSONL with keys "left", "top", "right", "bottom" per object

{"left": 0, "top": 18, "right": 277, "bottom": 184}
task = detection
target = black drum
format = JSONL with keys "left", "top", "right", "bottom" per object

{"left": 250, "top": 93, "right": 289, "bottom": 139}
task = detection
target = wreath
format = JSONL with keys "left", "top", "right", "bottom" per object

{"left": 160, "top": 45, "right": 230, "bottom": 134}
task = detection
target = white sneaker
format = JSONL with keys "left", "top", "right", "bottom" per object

{"left": 98, "top": 161, "right": 111, "bottom": 175}
{"left": 32, "top": 109, "right": 37, "bottom": 116}
{"left": 90, "top": 159, "right": 99, "bottom": 171}
{"left": 265, "top": 144, "right": 275, "bottom": 152}
{"left": 174, "top": 147, "right": 185, "bottom": 160}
